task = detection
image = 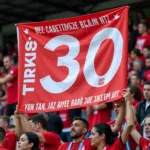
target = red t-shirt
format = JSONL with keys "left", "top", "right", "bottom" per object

{"left": 104, "top": 138, "right": 124, "bottom": 150}
{"left": 132, "top": 99, "right": 139, "bottom": 108}
{"left": 6, "top": 67, "right": 18, "bottom": 104}
{"left": 88, "top": 114, "right": 93, "bottom": 131}
{"left": 39, "top": 132, "right": 61, "bottom": 150}
{"left": 58, "top": 139, "right": 95, "bottom": 150}
{"left": 144, "top": 70, "right": 150, "bottom": 81}
{"left": 136, "top": 34, "right": 150, "bottom": 50}
{"left": 59, "top": 110, "right": 72, "bottom": 129}
{"left": 90, "top": 108, "right": 111, "bottom": 130}
{"left": 2, "top": 130, "right": 16, "bottom": 150}
{"left": 107, "top": 120, "right": 140, "bottom": 150}
{"left": 0, "top": 146, "right": 7, "bottom": 150}
{"left": 139, "top": 136, "right": 150, "bottom": 150}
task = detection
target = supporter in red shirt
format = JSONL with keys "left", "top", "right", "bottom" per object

{"left": 90, "top": 90, "right": 134, "bottom": 150}
{"left": 135, "top": 22, "right": 150, "bottom": 51}
{"left": 130, "top": 74, "right": 144, "bottom": 94}
{"left": 0, "top": 116, "right": 16, "bottom": 150}
{"left": 108, "top": 91, "right": 140, "bottom": 150}
{"left": 59, "top": 110, "right": 72, "bottom": 142}
{"left": 128, "top": 85, "right": 142, "bottom": 108}
{"left": 131, "top": 115, "right": 150, "bottom": 150}
{"left": 0, "top": 127, "right": 7, "bottom": 150}
{"left": 86, "top": 102, "right": 112, "bottom": 134}
{"left": 58, "top": 117, "right": 95, "bottom": 150}
{"left": 58, "top": 108, "right": 81, "bottom": 142}
{"left": 15, "top": 113, "right": 61, "bottom": 150}
{"left": 0, "top": 56, "right": 18, "bottom": 116}
{"left": 144, "top": 57, "right": 150, "bottom": 81}
{"left": 17, "top": 132, "right": 39, "bottom": 150}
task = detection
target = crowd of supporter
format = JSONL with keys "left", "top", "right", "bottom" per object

{"left": 0, "top": 10, "right": 149, "bottom": 150}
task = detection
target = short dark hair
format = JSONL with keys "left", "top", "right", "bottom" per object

{"left": 144, "top": 81, "right": 150, "bottom": 86}
{"left": 73, "top": 117, "right": 89, "bottom": 130}
{"left": 29, "top": 114, "right": 47, "bottom": 130}
{"left": 146, "top": 56, "right": 150, "bottom": 60}
{"left": 139, "top": 21, "right": 148, "bottom": 29}
{"left": 0, "top": 116, "right": 10, "bottom": 126}
{"left": 132, "top": 74, "right": 141, "bottom": 81}
{"left": 3, "top": 55, "right": 14, "bottom": 61}
{"left": 128, "top": 85, "right": 142, "bottom": 101}
{"left": 144, "top": 46, "right": 150, "bottom": 51}
{"left": 94, "top": 123, "right": 114, "bottom": 145}
{"left": 24, "top": 132, "right": 39, "bottom": 150}
{"left": 0, "top": 127, "right": 5, "bottom": 141}
{"left": 131, "top": 49, "right": 141, "bottom": 57}
{"left": 8, "top": 124, "right": 15, "bottom": 129}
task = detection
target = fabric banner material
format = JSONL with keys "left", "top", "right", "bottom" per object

{"left": 16, "top": 6, "right": 129, "bottom": 113}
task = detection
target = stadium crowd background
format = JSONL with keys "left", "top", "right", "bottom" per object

{"left": 0, "top": 5, "right": 149, "bottom": 150}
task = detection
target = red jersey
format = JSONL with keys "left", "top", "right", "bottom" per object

{"left": 2, "top": 130, "right": 16, "bottom": 150}
{"left": 59, "top": 110, "right": 72, "bottom": 129}
{"left": 0, "top": 146, "right": 7, "bottom": 150}
{"left": 39, "top": 132, "right": 61, "bottom": 150}
{"left": 139, "top": 136, "right": 150, "bottom": 150}
{"left": 144, "top": 70, "right": 150, "bottom": 81}
{"left": 132, "top": 100, "right": 139, "bottom": 108}
{"left": 88, "top": 114, "right": 93, "bottom": 131}
{"left": 104, "top": 138, "right": 124, "bottom": 150}
{"left": 107, "top": 120, "right": 140, "bottom": 150}
{"left": 58, "top": 139, "right": 95, "bottom": 150}
{"left": 6, "top": 66, "right": 18, "bottom": 104}
{"left": 90, "top": 108, "right": 111, "bottom": 130}
{"left": 136, "top": 34, "right": 150, "bottom": 50}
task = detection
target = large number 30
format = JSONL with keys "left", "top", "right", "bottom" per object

{"left": 40, "top": 28, "right": 123, "bottom": 94}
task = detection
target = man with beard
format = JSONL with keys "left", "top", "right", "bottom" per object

{"left": 58, "top": 117, "right": 95, "bottom": 150}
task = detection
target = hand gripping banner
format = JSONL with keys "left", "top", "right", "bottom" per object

{"left": 16, "top": 6, "right": 129, "bottom": 113}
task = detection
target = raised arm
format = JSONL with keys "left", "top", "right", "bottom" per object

{"left": 0, "top": 74, "right": 14, "bottom": 84}
{"left": 130, "top": 125, "right": 141, "bottom": 145}
{"left": 19, "top": 113, "right": 47, "bottom": 143}
{"left": 121, "top": 90, "right": 134, "bottom": 145}
{"left": 14, "top": 112, "right": 23, "bottom": 140}
{"left": 112, "top": 101, "right": 125, "bottom": 133}
{"left": 19, "top": 113, "right": 32, "bottom": 132}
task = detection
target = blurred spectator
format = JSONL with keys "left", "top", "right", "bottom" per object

{"left": 46, "top": 112, "right": 63, "bottom": 134}
{"left": 136, "top": 81, "right": 150, "bottom": 124}
{"left": 143, "top": 57, "right": 150, "bottom": 81}
{"left": 129, "top": 23, "right": 139, "bottom": 51}
{"left": 131, "top": 49, "right": 145, "bottom": 66}
{"left": 0, "top": 127, "right": 6, "bottom": 150}
{"left": 133, "top": 60, "right": 145, "bottom": 77}
{"left": 135, "top": 22, "right": 150, "bottom": 51}
{"left": 0, "top": 116, "right": 16, "bottom": 150}
{"left": 86, "top": 102, "right": 112, "bottom": 137}
{"left": 143, "top": 46, "right": 150, "bottom": 58}
{"left": 136, "top": 11, "right": 147, "bottom": 23}
{"left": 128, "top": 85, "right": 142, "bottom": 108}
{"left": 0, "top": 56, "right": 18, "bottom": 116}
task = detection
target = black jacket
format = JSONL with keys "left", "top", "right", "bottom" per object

{"left": 136, "top": 100, "right": 150, "bottom": 124}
